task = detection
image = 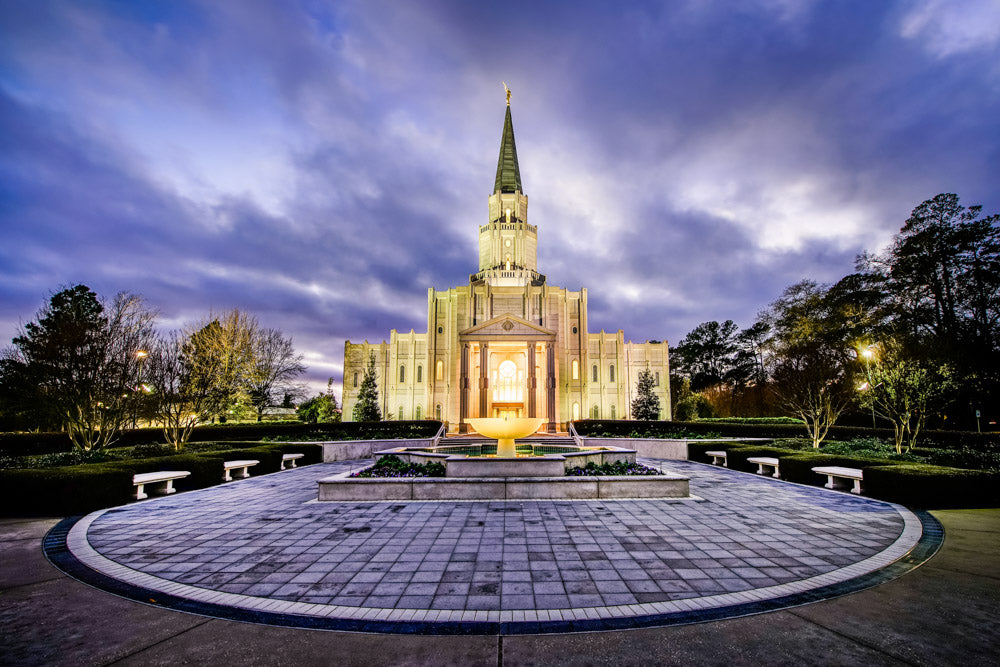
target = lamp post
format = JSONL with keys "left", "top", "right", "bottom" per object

{"left": 134, "top": 350, "right": 147, "bottom": 429}
{"left": 860, "top": 346, "right": 876, "bottom": 429}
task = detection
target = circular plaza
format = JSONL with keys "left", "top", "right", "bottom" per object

{"left": 47, "top": 458, "right": 939, "bottom": 635}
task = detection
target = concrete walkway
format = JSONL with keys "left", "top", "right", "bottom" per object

{"left": 2, "top": 503, "right": 998, "bottom": 664}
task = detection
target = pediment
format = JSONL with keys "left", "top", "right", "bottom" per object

{"left": 459, "top": 314, "right": 555, "bottom": 340}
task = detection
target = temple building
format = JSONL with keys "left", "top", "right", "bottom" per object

{"left": 342, "top": 93, "right": 671, "bottom": 432}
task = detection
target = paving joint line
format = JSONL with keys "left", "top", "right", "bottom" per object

{"left": 788, "top": 606, "right": 921, "bottom": 666}
{"left": 101, "top": 617, "right": 214, "bottom": 666}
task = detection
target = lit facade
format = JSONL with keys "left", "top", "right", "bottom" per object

{"left": 342, "top": 99, "right": 671, "bottom": 431}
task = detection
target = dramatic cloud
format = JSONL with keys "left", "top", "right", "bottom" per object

{"left": 1, "top": 0, "right": 998, "bottom": 399}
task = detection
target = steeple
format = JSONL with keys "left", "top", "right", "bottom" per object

{"left": 475, "top": 86, "right": 543, "bottom": 288}
{"left": 493, "top": 89, "right": 522, "bottom": 194}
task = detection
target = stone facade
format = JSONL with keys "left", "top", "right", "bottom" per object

{"left": 343, "top": 99, "right": 670, "bottom": 431}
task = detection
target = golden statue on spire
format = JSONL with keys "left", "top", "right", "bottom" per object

{"left": 503, "top": 81, "right": 511, "bottom": 106}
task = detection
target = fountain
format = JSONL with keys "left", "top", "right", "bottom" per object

{"left": 466, "top": 417, "right": 545, "bottom": 457}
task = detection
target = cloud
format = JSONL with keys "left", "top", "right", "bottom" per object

{"left": 1, "top": 0, "right": 998, "bottom": 396}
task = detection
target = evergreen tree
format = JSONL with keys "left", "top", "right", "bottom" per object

{"left": 352, "top": 352, "right": 381, "bottom": 422}
{"left": 631, "top": 368, "right": 660, "bottom": 420}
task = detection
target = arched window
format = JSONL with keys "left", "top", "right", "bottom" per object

{"left": 610, "top": 405, "right": 616, "bottom": 419}
{"left": 609, "top": 364, "right": 615, "bottom": 383}
{"left": 591, "top": 405, "right": 599, "bottom": 419}
{"left": 592, "top": 365, "right": 598, "bottom": 382}
{"left": 415, "top": 406, "right": 422, "bottom": 420}
{"left": 353, "top": 372, "right": 358, "bottom": 388}
{"left": 435, "top": 404, "right": 442, "bottom": 420}
{"left": 572, "top": 402, "right": 580, "bottom": 421}
{"left": 572, "top": 359, "right": 579, "bottom": 380}
{"left": 399, "top": 365, "right": 405, "bottom": 383}
{"left": 398, "top": 406, "right": 404, "bottom": 420}
{"left": 417, "top": 365, "right": 423, "bottom": 383}
{"left": 436, "top": 360, "right": 444, "bottom": 381}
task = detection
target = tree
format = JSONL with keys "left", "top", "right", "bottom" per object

{"left": 631, "top": 368, "right": 661, "bottom": 420}
{"left": 765, "top": 281, "right": 855, "bottom": 446}
{"left": 246, "top": 328, "right": 305, "bottom": 421}
{"left": 352, "top": 352, "right": 381, "bottom": 422}
{"left": 771, "top": 342, "right": 854, "bottom": 448}
{"left": 298, "top": 377, "right": 341, "bottom": 423}
{"left": 858, "top": 340, "right": 954, "bottom": 453}
{"left": 672, "top": 320, "right": 740, "bottom": 391}
{"left": 145, "top": 330, "right": 219, "bottom": 450}
{"left": 185, "top": 310, "right": 258, "bottom": 422}
{"left": 5, "top": 285, "right": 156, "bottom": 450}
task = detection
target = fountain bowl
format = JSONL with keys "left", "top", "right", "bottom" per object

{"left": 467, "top": 417, "right": 545, "bottom": 457}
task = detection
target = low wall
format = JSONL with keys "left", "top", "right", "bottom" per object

{"left": 321, "top": 438, "right": 438, "bottom": 462}
{"left": 317, "top": 472, "right": 690, "bottom": 501}
{"left": 579, "top": 438, "right": 688, "bottom": 460}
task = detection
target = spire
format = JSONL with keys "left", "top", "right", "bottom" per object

{"left": 493, "top": 87, "right": 522, "bottom": 194}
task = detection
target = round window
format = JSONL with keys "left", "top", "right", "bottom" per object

{"left": 498, "top": 360, "right": 517, "bottom": 378}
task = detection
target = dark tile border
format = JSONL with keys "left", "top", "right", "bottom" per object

{"left": 42, "top": 510, "right": 942, "bottom": 635}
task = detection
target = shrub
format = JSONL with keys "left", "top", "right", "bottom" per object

{"left": 0, "top": 465, "right": 134, "bottom": 516}
{"left": 686, "top": 441, "right": 753, "bottom": 464}
{"left": 863, "top": 464, "right": 1000, "bottom": 508}
{"left": 565, "top": 461, "right": 662, "bottom": 476}
{"left": 776, "top": 453, "right": 896, "bottom": 486}
{"left": 349, "top": 455, "right": 445, "bottom": 478}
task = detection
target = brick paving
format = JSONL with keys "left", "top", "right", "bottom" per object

{"left": 73, "top": 458, "right": 916, "bottom": 625}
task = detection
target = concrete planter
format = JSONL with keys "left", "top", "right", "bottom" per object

{"left": 317, "top": 472, "right": 690, "bottom": 501}
{"left": 579, "top": 437, "right": 688, "bottom": 460}
{"left": 320, "top": 438, "right": 438, "bottom": 462}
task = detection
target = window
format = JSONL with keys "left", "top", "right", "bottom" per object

{"left": 610, "top": 405, "right": 616, "bottom": 419}
{"left": 435, "top": 404, "right": 442, "bottom": 420}
{"left": 655, "top": 371, "right": 660, "bottom": 386}
{"left": 436, "top": 360, "right": 444, "bottom": 381}
{"left": 353, "top": 372, "right": 358, "bottom": 388}
{"left": 415, "top": 406, "right": 422, "bottom": 420}
{"left": 572, "top": 359, "right": 579, "bottom": 380}
{"left": 572, "top": 326, "right": 578, "bottom": 334}
{"left": 592, "top": 365, "right": 598, "bottom": 382}
{"left": 591, "top": 405, "right": 599, "bottom": 419}
{"left": 417, "top": 365, "right": 422, "bottom": 383}
{"left": 609, "top": 364, "right": 615, "bottom": 383}
{"left": 398, "top": 406, "right": 404, "bottom": 420}
{"left": 438, "top": 326, "right": 443, "bottom": 334}
{"left": 572, "top": 402, "right": 580, "bottom": 420}
{"left": 399, "top": 365, "right": 405, "bottom": 383}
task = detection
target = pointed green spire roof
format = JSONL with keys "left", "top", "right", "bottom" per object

{"left": 493, "top": 102, "right": 522, "bottom": 194}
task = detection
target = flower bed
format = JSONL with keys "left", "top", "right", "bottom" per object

{"left": 566, "top": 461, "right": 663, "bottom": 476}
{"left": 348, "top": 455, "right": 445, "bottom": 478}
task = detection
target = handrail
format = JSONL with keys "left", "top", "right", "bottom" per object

{"left": 431, "top": 421, "right": 447, "bottom": 446}
{"left": 568, "top": 421, "right": 584, "bottom": 447}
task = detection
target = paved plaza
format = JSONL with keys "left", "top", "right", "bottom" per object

{"left": 50, "top": 459, "right": 928, "bottom": 633}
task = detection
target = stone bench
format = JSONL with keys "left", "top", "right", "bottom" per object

{"left": 705, "top": 450, "right": 728, "bottom": 467}
{"left": 748, "top": 456, "right": 780, "bottom": 478}
{"left": 223, "top": 459, "right": 259, "bottom": 482}
{"left": 280, "top": 453, "right": 305, "bottom": 470}
{"left": 133, "top": 471, "right": 191, "bottom": 500}
{"left": 813, "top": 466, "right": 864, "bottom": 494}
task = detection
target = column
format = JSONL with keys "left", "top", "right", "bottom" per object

{"left": 478, "top": 342, "right": 489, "bottom": 418}
{"left": 527, "top": 342, "right": 537, "bottom": 418}
{"left": 546, "top": 343, "right": 557, "bottom": 433}
{"left": 459, "top": 342, "right": 469, "bottom": 433}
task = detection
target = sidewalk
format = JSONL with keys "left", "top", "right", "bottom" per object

{"left": 2, "top": 508, "right": 997, "bottom": 665}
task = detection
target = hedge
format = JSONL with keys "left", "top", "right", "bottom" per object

{"left": 863, "top": 465, "right": 1000, "bottom": 508}
{"left": 0, "top": 443, "right": 324, "bottom": 517}
{"left": 0, "top": 420, "right": 444, "bottom": 456}
{"left": 571, "top": 420, "right": 1000, "bottom": 450}
{"left": 686, "top": 441, "right": 753, "bottom": 464}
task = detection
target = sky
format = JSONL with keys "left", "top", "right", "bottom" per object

{"left": 2, "top": 0, "right": 999, "bottom": 400}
